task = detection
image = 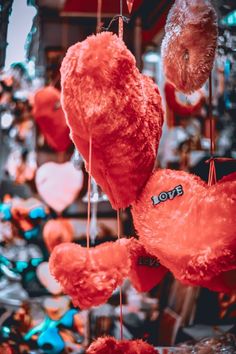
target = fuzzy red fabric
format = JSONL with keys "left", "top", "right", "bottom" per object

{"left": 36, "top": 162, "right": 83, "bottom": 214}
{"left": 60, "top": 32, "right": 164, "bottom": 209}
{"left": 49, "top": 240, "right": 131, "bottom": 309}
{"left": 86, "top": 337, "right": 159, "bottom": 354}
{"left": 164, "top": 81, "right": 203, "bottom": 117}
{"left": 33, "top": 86, "right": 71, "bottom": 151}
{"left": 132, "top": 169, "right": 236, "bottom": 289}
{"left": 128, "top": 239, "right": 168, "bottom": 292}
{"left": 161, "top": 0, "right": 218, "bottom": 93}
{"left": 43, "top": 218, "right": 74, "bottom": 253}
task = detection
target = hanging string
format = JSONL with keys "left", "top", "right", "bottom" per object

{"left": 119, "top": 0, "right": 124, "bottom": 39}
{"left": 86, "top": 136, "right": 92, "bottom": 249}
{"left": 207, "top": 72, "right": 217, "bottom": 187}
{"left": 96, "top": 0, "right": 102, "bottom": 33}
{"left": 117, "top": 209, "right": 123, "bottom": 340}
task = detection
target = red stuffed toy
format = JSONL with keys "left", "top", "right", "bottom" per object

{"left": 60, "top": 32, "right": 164, "bottom": 209}
{"left": 33, "top": 86, "right": 72, "bottom": 152}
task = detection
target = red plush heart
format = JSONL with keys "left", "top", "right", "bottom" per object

{"left": 49, "top": 240, "right": 131, "bottom": 309}
{"left": 36, "top": 162, "right": 83, "bottom": 214}
{"left": 132, "top": 169, "right": 236, "bottom": 290}
{"left": 43, "top": 218, "right": 74, "bottom": 253}
{"left": 33, "top": 86, "right": 72, "bottom": 152}
{"left": 87, "top": 337, "right": 159, "bottom": 354}
{"left": 60, "top": 32, "right": 163, "bottom": 209}
{"left": 128, "top": 240, "right": 168, "bottom": 292}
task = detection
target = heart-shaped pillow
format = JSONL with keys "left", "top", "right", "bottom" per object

{"left": 43, "top": 218, "right": 74, "bottom": 253}
{"left": 132, "top": 169, "right": 236, "bottom": 288}
{"left": 49, "top": 239, "right": 131, "bottom": 309}
{"left": 61, "top": 32, "right": 164, "bottom": 209}
{"left": 87, "top": 336, "right": 159, "bottom": 354}
{"left": 128, "top": 239, "right": 168, "bottom": 292}
{"left": 36, "top": 162, "right": 83, "bottom": 214}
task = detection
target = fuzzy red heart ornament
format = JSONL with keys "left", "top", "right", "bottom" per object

{"left": 60, "top": 32, "right": 164, "bottom": 209}
{"left": 36, "top": 162, "right": 83, "bottom": 214}
{"left": 33, "top": 86, "right": 72, "bottom": 152}
{"left": 86, "top": 336, "right": 159, "bottom": 354}
{"left": 49, "top": 240, "right": 131, "bottom": 309}
{"left": 161, "top": 0, "right": 218, "bottom": 93}
{"left": 132, "top": 169, "right": 236, "bottom": 289}
{"left": 43, "top": 218, "right": 74, "bottom": 253}
{"left": 128, "top": 239, "right": 168, "bottom": 292}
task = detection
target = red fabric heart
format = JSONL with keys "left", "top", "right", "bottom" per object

{"left": 33, "top": 86, "right": 72, "bottom": 152}
{"left": 161, "top": 0, "right": 217, "bottom": 94}
{"left": 60, "top": 32, "right": 164, "bottom": 209}
{"left": 132, "top": 169, "right": 236, "bottom": 290}
{"left": 43, "top": 218, "right": 74, "bottom": 253}
{"left": 128, "top": 240, "right": 168, "bottom": 292}
{"left": 36, "top": 162, "right": 83, "bottom": 214}
{"left": 49, "top": 240, "right": 131, "bottom": 309}
{"left": 87, "top": 337, "right": 159, "bottom": 354}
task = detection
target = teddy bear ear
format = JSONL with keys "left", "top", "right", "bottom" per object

{"left": 161, "top": 0, "right": 218, "bottom": 94}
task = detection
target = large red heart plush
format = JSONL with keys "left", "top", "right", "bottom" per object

{"left": 60, "top": 31, "right": 164, "bottom": 209}
{"left": 36, "top": 162, "right": 83, "bottom": 214}
{"left": 161, "top": 0, "right": 217, "bottom": 94}
{"left": 33, "top": 86, "right": 72, "bottom": 152}
{"left": 49, "top": 239, "right": 131, "bottom": 309}
{"left": 132, "top": 169, "right": 236, "bottom": 289}
{"left": 87, "top": 337, "right": 159, "bottom": 354}
{"left": 128, "top": 239, "right": 168, "bottom": 292}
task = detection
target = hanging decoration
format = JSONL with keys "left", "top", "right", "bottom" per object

{"left": 43, "top": 218, "right": 74, "bottom": 253}
{"left": 87, "top": 336, "right": 159, "bottom": 353}
{"left": 128, "top": 239, "right": 168, "bottom": 292}
{"left": 49, "top": 239, "right": 131, "bottom": 309}
{"left": 164, "top": 81, "right": 204, "bottom": 119}
{"left": 60, "top": 32, "right": 164, "bottom": 209}
{"left": 161, "top": 0, "right": 218, "bottom": 94}
{"left": 126, "top": 0, "right": 134, "bottom": 14}
{"left": 35, "top": 162, "right": 83, "bottom": 214}
{"left": 131, "top": 169, "right": 236, "bottom": 289}
{"left": 33, "top": 86, "right": 72, "bottom": 152}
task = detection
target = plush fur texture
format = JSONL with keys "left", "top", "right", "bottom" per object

{"left": 128, "top": 239, "right": 168, "bottom": 292}
{"left": 86, "top": 337, "right": 159, "bottom": 354}
{"left": 161, "top": 0, "right": 218, "bottom": 93}
{"left": 43, "top": 218, "right": 74, "bottom": 253}
{"left": 33, "top": 86, "right": 71, "bottom": 151}
{"left": 132, "top": 169, "right": 236, "bottom": 289}
{"left": 60, "top": 32, "right": 164, "bottom": 209}
{"left": 49, "top": 240, "right": 131, "bottom": 309}
{"left": 36, "top": 162, "right": 83, "bottom": 214}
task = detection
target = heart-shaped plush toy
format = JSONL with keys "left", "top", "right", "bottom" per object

{"left": 128, "top": 239, "right": 168, "bottom": 292}
{"left": 49, "top": 239, "right": 131, "bottom": 309}
{"left": 36, "top": 162, "right": 83, "bottom": 214}
{"left": 132, "top": 169, "right": 236, "bottom": 289}
{"left": 87, "top": 336, "right": 159, "bottom": 354}
{"left": 60, "top": 31, "right": 164, "bottom": 209}
{"left": 43, "top": 218, "right": 74, "bottom": 253}
{"left": 33, "top": 86, "right": 72, "bottom": 152}
{"left": 161, "top": 0, "right": 217, "bottom": 94}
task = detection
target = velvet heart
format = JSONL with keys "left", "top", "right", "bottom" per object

{"left": 61, "top": 32, "right": 164, "bottom": 209}
{"left": 87, "top": 336, "right": 159, "bottom": 354}
{"left": 36, "top": 162, "right": 83, "bottom": 214}
{"left": 49, "top": 240, "right": 131, "bottom": 309}
{"left": 128, "top": 239, "right": 168, "bottom": 292}
{"left": 132, "top": 169, "right": 236, "bottom": 290}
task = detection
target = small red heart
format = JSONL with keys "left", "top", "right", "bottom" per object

{"left": 128, "top": 240, "right": 168, "bottom": 292}
{"left": 49, "top": 240, "right": 131, "bottom": 309}
{"left": 132, "top": 169, "right": 236, "bottom": 290}
{"left": 87, "top": 336, "right": 159, "bottom": 354}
